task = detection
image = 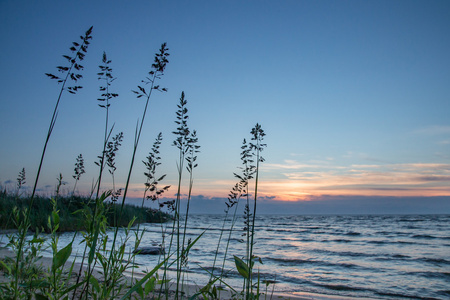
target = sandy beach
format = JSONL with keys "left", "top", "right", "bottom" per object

{"left": 0, "top": 239, "right": 369, "bottom": 300}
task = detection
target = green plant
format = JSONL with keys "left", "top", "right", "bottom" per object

{"left": 15, "top": 168, "right": 26, "bottom": 198}
{"left": 208, "top": 155, "right": 247, "bottom": 298}
{"left": 72, "top": 154, "right": 86, "bottom": 196}
{"left": 242, "top": 123, "right": 266, "bottom": 300}
{"left": 0, "top": 208, "right": 46, "bottom": 299}
{"left": 105, "top": 132, "right": 124, "bottom": 193}
{"left": 1, "top": 22, "right": 274, "bottom": 299}
{"left": 95, "top": 51, "right": 119, "bottom": 198}
{"left": 8, "top": 27, "right": 94, "bottom": 299}
{"left": 74, "top": 51, "right": 122, "bottom": 300}
{"left": 90, "top": 43, "right": 170, "bottom": 299}
{"left": 42, "top": 198, "right": 78, "bottom": 300}
{"left": 36, "top": 25, "right": 93, "bottom": 203}
{"left": 76, "top": 191, "right": 109, "bottom": 299}
{"left": 165, "top": 91, "right": 200, "bottom": 300}
{"left": 209, "top": 124, "right": 266, "bottom": 300}
{"left": 1, "top": 168, "right": 27, "bottom": 231}
{"left": 131, "top": 132, "right": 170, "bottom": 282}
{"left": 141, "top": 133, "right": 170, "bottom": 207}
{"left": 124, "top": 42, "right": 169, "bottom": 215}
{"left": 55, "top": 173, "right": 67, "bottom": 199}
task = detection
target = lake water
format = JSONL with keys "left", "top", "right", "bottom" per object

{"left": 18, "top": 214, "right": 450, "bottom": 299}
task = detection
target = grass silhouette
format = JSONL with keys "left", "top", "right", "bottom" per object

{"left": 0, "top": 26, "right": 270, "bottom": 300}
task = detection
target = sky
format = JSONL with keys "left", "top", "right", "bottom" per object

{"left": 0, "top": 0, "right": 449, "bottom": 214}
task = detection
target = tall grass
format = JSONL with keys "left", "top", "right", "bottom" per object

{"left": 201, "top": 125, "right": 267, "bottom": 300}
{"left": 75, "top": 50, "right": 121, "bottom": 300}
{"left": 0, "top": 25, "right": 270, "bottom": 300}
{"left": 246, "top": 124, "right": 266, "bottom": 299}
{"left": 94, "top": 51, "right": 119, "bottom": 198}
{"left": 72, "top": 154, "right": 86, "bottom": 196}
{"left": 166, "top": 91, "right": 200, "bottom": 299}
{"left": 8, "top": 26, "right": 93, "bottom": 300}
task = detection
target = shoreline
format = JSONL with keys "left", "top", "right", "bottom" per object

{"left": 0, "top": 243, "right": 369, "bottom": 300}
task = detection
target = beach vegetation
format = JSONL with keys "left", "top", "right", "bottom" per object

{"left": 0, "top": 192, "right": 171, "bottom": 232}
{"left": 0, "top": 26, "right": 270, "bottom": 300}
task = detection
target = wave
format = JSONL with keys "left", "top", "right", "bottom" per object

{"left": 412, "top": 234, "right": 438, "bottom": 239}
{"left": 437, "top": 290, "right": 450, "bottom": 298}
{"left": 318, "top": 283, "right": 366, "bottom": 292}
{"left": 266, "top": 257, "right": 369, "bottom": 271}
{"left": 420, "top": 257, "right": 450, "bottom": 266}
{"left": 407, "top": 271, "right": 450, "bottom": 279}
{"left": 135, "top": 214, "right": 450, "bottom": 300}
{"left": 312, "top": 248, "right": 406, "bottom": 260}
{"left": 375, "top": 290, "right": 438, "bottom": 300}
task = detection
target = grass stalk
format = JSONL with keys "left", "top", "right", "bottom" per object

{"left": 2, "top": 24, "right": 272, "bottom": 299}
{"left": 13, "top": 26, "right": 92, "bottom": 299}
{"left": 105, "top": 42, "right": 169, "bottom": 297}
{"left": 75, "top": 51, "right": 119, "bottom": 297}
{"left": 246, "top": 123, "right": 266, "bottom": 300}
{"left": 167, "top": 92, "right": 200, "bottom": 299}
{"left": 95, "top": 51, "right": 119, "bottom": 198}
{"left": 72, "top": 154, "right": 85, "bottom": 197}
{"left": 132, "top": 132, "right": 169, "bottom": 282}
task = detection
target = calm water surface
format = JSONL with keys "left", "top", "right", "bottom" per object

{"left": 36, "top": 215, "right": 450, "bottom": 299}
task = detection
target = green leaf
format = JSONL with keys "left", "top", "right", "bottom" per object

{"left": 234, "top": 255, "right": 249, "bottom": 278}
{"left": 144, "top": 276, "right": 156, "bottom": 294}
{"left": 90, "top": 276, "right": 100, "bottom": 293}
{"left": 29, "top": 279, "right": 49, "bottom": 288}
{"left": 88, "top": 222, "right": 100, "bottom": 265}
{"left": 0, "top": 260, "right": 11, "bottom": 274}
{"left": 253, "top": 255, "right": 263, "bottom": 265}
{"left": 212, "top": 285, "right": 217, "bottom": 298}
{"left": 136, "top": 283, "right": 144, "bottom": 298}
{"left": 35, "top": 293, "right": 49, "bottom": 300}
{"left": 60, "top": 281, "right": 84, "bottom": 296}
{"left": 52, "top": 242, "right": 72, "bottom": 271}
{"left": 52, "top": 210, "right": 60, "bottom": 226}
{"left": 96, "top": 252, "right": 107, "bottom": 270}
{"left": 122, "top": 231, "right": 204, "bottom": 300}
{"left": 157, "top": 279, "right": 171, "bottom": 285}
{"left": 119, "top": 258, "right": 168, "bottom": 300}
{"left": 31, "top": 238, "right": 45, "bottom": 244}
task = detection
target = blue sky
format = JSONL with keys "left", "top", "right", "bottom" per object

{"left": 1, "top": 1, "right": 449, "bottom": 213}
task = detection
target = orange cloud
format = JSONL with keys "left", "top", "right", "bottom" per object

{"left": 90, "top": 161, "right": 450, "bottom": 203}
{"left": 256, "top": 161, "right": 450, "bottom": 201}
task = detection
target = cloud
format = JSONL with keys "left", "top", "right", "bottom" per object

{"left": 123, "top": 159, "right": 450, "bottom": 203}
{"left": 126, "top": 194, "right": 450, "bottom": 214}
{"left": 255, "top": 160, "right": 450, "bottom": 200}
{"left": 414, "top": 125, "right": 450, "bottom": 135}
{"left": 417, "top": 175, "right": 450, "bottom": 182}
{"left": 264, "top": 160, "right": 343, "bottom": 171}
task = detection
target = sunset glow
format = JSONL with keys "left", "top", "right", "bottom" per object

{"left": 0, "top": 1, "right": 449, "bottom": 214}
